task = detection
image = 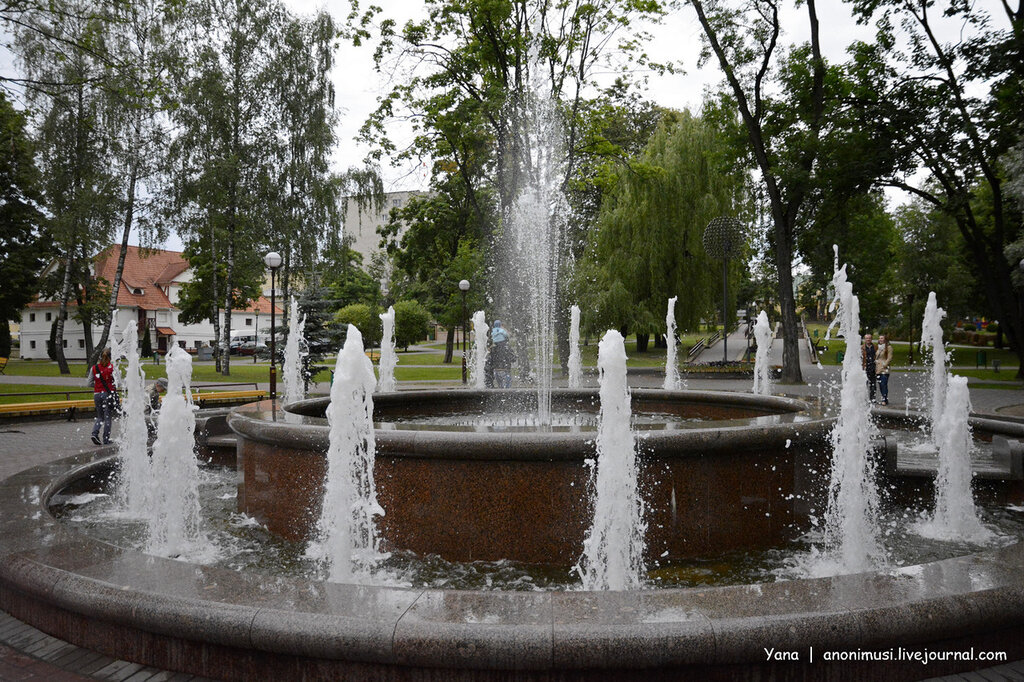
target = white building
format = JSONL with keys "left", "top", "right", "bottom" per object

{"left": 343, "top": 190, "right": 425, "bottom": 264}
{"left": 19, "top": 245, "right": 280, "bottom": 360}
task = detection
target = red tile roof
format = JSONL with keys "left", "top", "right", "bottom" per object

{"left": 28, "top": 245, "right": 281, "bottom": 315}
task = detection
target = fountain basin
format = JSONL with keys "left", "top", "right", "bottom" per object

{"left": 2, "top": 443, "right": 1024, "bottom": 680}
{"left": 230, "top": 390, "right": 832, "bottom": 564}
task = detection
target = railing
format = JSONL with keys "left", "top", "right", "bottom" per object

{"left": 687, "top": 338, "right": 706, "bottom": 360}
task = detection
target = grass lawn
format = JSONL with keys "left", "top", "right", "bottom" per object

{"left": 810, "top": 338, "right": 1019, "bottom": 369}
{"left": 0, "top": 384, "right": 92, "bottom": 404}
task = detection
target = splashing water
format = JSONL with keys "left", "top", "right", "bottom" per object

{"left": 752, "top": 311, "right": 773, "bottom": 396}
{"left": 568, "top": 305, "right": 582, "bottom": 389}
{"left": 469, "top": 311, "right": 488, "bottom": 389}
{"left": 147, "top": 346, "right": 203, "bottom": 557}
{"left": 283, "top": 296, "right": 307, "bottom": 404}
{"left": 378, "top": 306, "right": 398, "bottom": 393}
{"left": 663, "top": 297, "right": 681, "bottom": 391}
{"left": 577, "top": 330, "right": 646, "bottom": 590}
{"left": 806, "top": 246, "right": 884, "bottom": 576}
{"left": 307, "top": 325, "right": 386, "bottom": 581}
{"left": 915, "top": 375, "right": 994, "bottom": 543}
{"left": 114, "top": 321, "right": 151, "bottom": 515}
{"left": 920, "top": 292, "right": 948, "bottom": 446}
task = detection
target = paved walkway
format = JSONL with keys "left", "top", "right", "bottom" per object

{"left": 0, "top": 336, "right": 1021, "bottom": 680}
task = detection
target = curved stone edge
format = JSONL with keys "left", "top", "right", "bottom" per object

{"left": 231, "top": 390, "right": 835, "bottom": 460}
{"left": 0, "top": 446, "right": 1022, "bottom": 676}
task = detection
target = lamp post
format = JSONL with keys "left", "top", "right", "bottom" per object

{"left": 264, "top": 251, "right": 282, "bottom": 402}
{"left": 702, "top": 217, "right": 744, "bottom": 363}
{"left": 459, "top": 279, "right": 470, "bottom": 384}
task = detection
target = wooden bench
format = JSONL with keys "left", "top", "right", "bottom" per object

{"left": 190, "top": 389, "right": 266, "bottom": 408}
{"left": 0, "top": 398, "right": 96, "bottom": 421}
{"left": 0, "top": 357, "right": 7, "bottom": 374}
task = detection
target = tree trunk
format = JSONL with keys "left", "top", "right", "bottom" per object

{"left": 773, "top": 222, "right": 802, "bottom": 384}
{"left": 76, "top": 288, "right": 94, "bottom": 361}
{"left": 222, "top": 229, "right": 234, "bottom": 375}
{"left": 443, "top": 328, "right": 454, "bottom": 364}
{"left": 636, "top": 333, "right": 649, "bottom": 352}
{"left": 90, "top": 163, "right": 138, "bottom": 366}
{"left": 210, "top": 217, "right": 222, "bottom": 373}
{"left": 54, "top": 256, "right": 73, "bottom": 374}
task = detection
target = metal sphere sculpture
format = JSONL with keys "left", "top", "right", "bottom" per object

{"left": 702, "top": 216, "right": 745, "bottom": 364}
{"left": 702, "top": 216, "right": 744, "bottom": 261}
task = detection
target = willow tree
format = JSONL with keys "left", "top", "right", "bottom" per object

{"left": 575, "top": 111, "right": 747, "bottom": 345}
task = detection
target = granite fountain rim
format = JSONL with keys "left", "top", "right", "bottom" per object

{"left": 227, "top": 388, "right": 836, "bottom": 458}
{"left": 0, "top": 414, "right": 1023, "bottom": 671}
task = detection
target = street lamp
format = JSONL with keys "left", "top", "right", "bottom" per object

{"left": 264, "top": 251, "right": 283, "bottom": 402}
{"left": 459, "top": 279, "right": 470, "bottom": 384}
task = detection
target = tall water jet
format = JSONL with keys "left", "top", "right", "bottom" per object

{"left": 752, "top": 311, "right": 773, "bottom": 396}
{"left": 469, "top": 310, "right": 488, "bottom": 389}
{"left": 577, "top": 330, "right": 646, "bottom": 591}
{"left": 813, "top": 246, "right": 884, "bottom": 575}
{"left": 568, "top": 305, "right": 582, "bottom": 389}
{"left": 663, "top": 297, "right": 681, "bottom": 391}
{"left": 147, "top": 346, "right": 202, "bottom": 557}
{"left": 916, "top": 375, "right": 993, "bottom": 542}
{"left": 495, "top": 41, "right": 567, "bottom": 424}
{"left": 920, "top": 292, "right": 948, "bottom": 444}
{"left": 378, "top": 306, "right": 398, "bottom": 393}
{"left": 114, "top": 321, "right": 151, "bottom": 514}
{"left": 307, "top": 325, "right": 385, "bottom": 581}
{"left": 282, "top": 296, "right": 307, "bottom": 405}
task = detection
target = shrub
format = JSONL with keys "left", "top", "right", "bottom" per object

{"left": 334, "top": 303, "right": 382, "bottom": 348}
{"left": 393, "top": 300, "right": 431, "bottom": 350}
{"left": 963, "top": 323, "right": 976, "bottom": 332}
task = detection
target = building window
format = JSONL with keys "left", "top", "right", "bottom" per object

{"left": 245, "top": 317, "right": 253, "bottom": 326}
{"left": 45, "top": 312, "right": 52, "bottom": 322}
{"left": 195, "top": 340, "right": 203, "bottom": 348}
{"left": 78, "top": 339, "right": 85, "bottom": 348}
{"left": 62, "top": 339, "right": 67, "bottom": 348}
{"left": 29, "top": 313, "right": 35, "bottom": 322}
{"left": 178, "top": 340, "right": 186, "bottom": 349}
{"left": 30, "top": 341, "right": 36, "bottom": 349}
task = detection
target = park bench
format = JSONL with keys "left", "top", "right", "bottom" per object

{"left": 0, "top": 357, "right": 7, "bottom": 374}
{"left": 190, "top": 389, "right": 266, "bottom": 408}
{"left": 0, "top": 398, "right": 96, "bottom": 421}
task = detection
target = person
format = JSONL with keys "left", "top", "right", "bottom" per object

{"left": 876, "top": 334, "right": 894, "bottom": 406}
{"left": 861, "top": 333, "right": 877, "bottom": 403}
{"left": 143, "top": 377, "right": 168, "bottom": 439}
{"left": 88, "top": 349, "right": 117, "bottom": 445}
{"left": 490, "top": 320, "right": 512, "bottom": 388}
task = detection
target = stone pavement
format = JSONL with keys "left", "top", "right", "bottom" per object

{"left": 0, "top": 340, "right": 1021, "bottom": 681}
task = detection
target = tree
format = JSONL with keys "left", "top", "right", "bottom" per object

{"left": 87, "top": 0, "right": 176, "bottom": 366}
{"left": 0, "top": 92, "right": 46, "bottom": 351}
{"left": 15, "top": 0, "right": 119, "bottom": 373}
{"left": 574, "top": 111, "right": 746, "bottom": 342}
{"left": 686, "top": 0, "right": 833, "bottom": 383}
{"left": 393, "top": 299, "right": 431, "bottom": 350}
{"left": 166, "top": 0, "right": 284, "bottom": 375}
{"left": 846, "top": 0, "right": 1024, "bottom": 377}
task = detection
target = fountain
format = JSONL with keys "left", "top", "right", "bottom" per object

{"left": 751, "top": 310, "right": 773, "bottom": 396}
{"left": 809, "top": 247, "right": 884, "bottom": 576}
{"left": 306, "top": 324, "right": 385, "bottom": 581}
{"left": 567, "top": 304, "right": 582, "bottom": 388}
{"left": 377, "top": 305, "right": 398, "bottom": 393}
{"left": 469, "top": 310, "right": 488, "bottom": 389}
{"left": 915, "top": 375, "right": 994, "bottom": 542}
{"left": 921, "top": 291, "right": 948, "bottom": 444}
{"left": 146, "top": 345, "right": 203, "bottom": 556}
{"left": 577, "top": 330, "right": 646, "bottom": 590}
{"left": 113, "top": 320, "right": 151, "bottom": 514}
{"left": 663, "top": 297, "right": 681, "bottom": 391}
{"left": 282, "top": 296, "right": 307, "bottom": 404}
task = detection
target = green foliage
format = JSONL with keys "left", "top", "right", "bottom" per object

{"left": 334, "top": 303, "right": 381, "bottom": 349}
{"left": 0, "top": 92, "right": 46, "bottom": 325}
{"left": 574, "top": 111, "right": 745, "bottom": 336}
{"left": 140, "top": 326, "right": 153, "bottom": 357}
{"left": 298, "top": 280, "right": 344, "bottom": 363}
{"left": 322, "top": 240, "right": 380, "bottom": 308}
{"left": 0, "top": 321, "right": 11, "bottom": 358}
{"left": 393, "top": 300, "right": 431, "bottom": 350}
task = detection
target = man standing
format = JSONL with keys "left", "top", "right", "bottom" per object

{"left": 861, "top": 333, "right": 878, "bottom": 403}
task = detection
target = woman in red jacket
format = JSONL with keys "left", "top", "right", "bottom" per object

{"left": 89, "top": 348, "right": 117, "bottom": 445}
